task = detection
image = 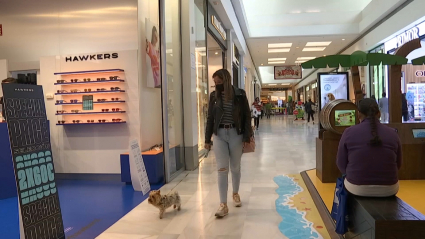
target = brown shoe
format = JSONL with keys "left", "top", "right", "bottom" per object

{"left": 215, "top": 203, "right": 229, "bottom": 218}
{"left": 233, "top": 193, "right": 242, "bottom": 207}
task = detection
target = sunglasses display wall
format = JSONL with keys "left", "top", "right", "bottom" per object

{"left": 54, "top": 69, "right": 127, "bottom": 126}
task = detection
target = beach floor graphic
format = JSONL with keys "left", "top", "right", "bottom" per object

{"left": 274, "top": 174, "right": 331, "bottom": 239}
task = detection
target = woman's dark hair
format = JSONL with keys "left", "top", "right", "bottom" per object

{"left": 358, "top": 98, "right": 382, "bottom": 146}
{"left": 212, "top": 69, "right": 233, "bottom": 102}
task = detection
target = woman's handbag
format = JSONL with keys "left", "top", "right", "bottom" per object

{"left": 243, "top": 136, "right": 255, "bottom": 153}
{"left": 331, "top": 175, "right": 348, "bottom": 235}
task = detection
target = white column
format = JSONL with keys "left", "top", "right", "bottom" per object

{"left": 226, "top": 29, "right": 233, "bottom": 76}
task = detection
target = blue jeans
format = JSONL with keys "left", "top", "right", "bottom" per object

{"left": 214, "top": 128, "right": 243, "bottom": 203}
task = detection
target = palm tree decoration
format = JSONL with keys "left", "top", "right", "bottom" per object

{"left": 301, "top": 51, "right": 408, "bottom": 103}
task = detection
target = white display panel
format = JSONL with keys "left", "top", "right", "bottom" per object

{"left": 406, "top": 83, "right": 425, "bottom": 121}
{"left": 318, "top": 73, "right": 349, "bottom": 109}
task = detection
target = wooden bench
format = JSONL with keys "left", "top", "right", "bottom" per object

{"left": 346, "top": 195, "right": 425, "bottom": 239}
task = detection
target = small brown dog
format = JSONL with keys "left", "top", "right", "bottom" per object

{"left": 148, "top": 190, "right": 181, "bottom": 219}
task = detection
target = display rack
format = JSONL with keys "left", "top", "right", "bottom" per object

{"left": 55, "top": 69, "right": 127, "bottom": 126}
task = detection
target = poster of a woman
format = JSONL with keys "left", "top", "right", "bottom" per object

{"left": 146, "top": 19, "right": 161, "bottom": 88}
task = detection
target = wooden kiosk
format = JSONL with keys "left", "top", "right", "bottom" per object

{"left": 302, "top": 39, "right": 425, "bottom": 182}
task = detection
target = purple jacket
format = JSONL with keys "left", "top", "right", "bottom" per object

{"left": 336, "top": 119, "right": 402, "bottom": 185}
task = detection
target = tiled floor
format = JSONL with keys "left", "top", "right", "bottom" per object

{"left": 97, "top": 115, "right": 319, "bottom": 239}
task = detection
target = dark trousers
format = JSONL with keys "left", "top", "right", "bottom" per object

{"left": 307, "top": 112, "right": 314, "bottom": 122}
{"left": 254, "top": 117, "right": 260, "bottom": 129}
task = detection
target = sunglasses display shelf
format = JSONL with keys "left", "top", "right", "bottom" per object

{"left": 54, "top": 69, "right": 127, "bottom": 126}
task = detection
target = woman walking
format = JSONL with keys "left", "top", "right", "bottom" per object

{"left": 252, "top": 97, "right": 262, "bottom": 130}
{"left": 205, "top": 69, "right": 252, "bottom": 218}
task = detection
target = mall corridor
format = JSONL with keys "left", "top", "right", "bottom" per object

{"left": 97, "top": 116, "right": 318, "bottom": 239}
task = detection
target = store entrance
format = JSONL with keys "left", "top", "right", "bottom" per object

{"left": 207, "top": 33, "right": 225, "bottom": 95}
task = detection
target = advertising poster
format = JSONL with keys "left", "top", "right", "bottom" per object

{"left": 146, "top": 18, "right": 161, "bottom": 88}
{"left": 318, "top": 73, "right": 349, "bottom": 109}
{"left": 274, "top": 65, "right": 302, "bottom": 80}
{"left": 2, "top": 83, "right": 64, "bottom": 239}
{"left": 335, "top": 110, "right": 356, "bottom": 126}
{"left": 129, "top": 139, "right": 151, "bottom": 195}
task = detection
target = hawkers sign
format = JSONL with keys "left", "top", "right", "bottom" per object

{"left": 385, "top": 21, "right": 425, "bottom": 52}
{"left": 65, "top": 53, "right": 118, "bottom": 62}
{"left": 211, "top": 15, "right": 227, "bottom": 41}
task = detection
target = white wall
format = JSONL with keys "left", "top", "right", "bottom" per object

{"left": 40, "top": 50, "right": 139, "bottom": 174}
{"left": 137, "top": 0, "right": 163, "bottom": 150}
{"left": 295, "top": 0, "right": 425, "bottom": 93}
{"left": 0, "top": 0, "right": 138, "bottom": 71}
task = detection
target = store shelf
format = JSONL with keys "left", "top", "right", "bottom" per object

{"left": 56, "top": 111, "right": 126, "bottom": 116}
{"left": 57, "top": 121, "right": 127, "bottom": 126}
{"left": 54, "top": 69, "right": 124, "bottom": 75}
{"left": 55, "top": 90, "right": 125, "bottom": 95}
{"left": 55, "top": 101, "right": 125, "bottom": 105}
{"left": 54, "top": 80, "right": 125, "bottom": 85}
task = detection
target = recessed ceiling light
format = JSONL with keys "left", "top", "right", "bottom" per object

{"left": 297, "top": 57, "right": 316, "bottom": 60}
{"left": 306, "top": 10, "right": 320, "bottom": 13}
{"left": 281, "top": 83, "right": 290, "bottom": 86}
{"left": 296, "top": 47, "right": 300, "bottom": 49}
{"left": 342, "top": 39, "right": 346, "bottom": 41}
{"left": 261, "top": 63, "right": 264, "bottom": 66}
{"left": 268, "top": 43, "right": 292, "bottom": 48}
{"left": 303, "top": 47, "right": 326, "bottom": 52}
{"left": 215, "top": 52, "right": 218, "bottom": 55}
{"left": 269, "top": 84, "right": 277, "bottom": 86}
{"left": 268, "top": 48, "right": 290, "bottom": 53}
{"left": 268, "top": 58, "right": 287, "bottom": 61}
{"left": 306, "top": 41, "right": 331, "bottom": 46}
{"left": 268, "top": 61, "right": 286, "bottom": 64}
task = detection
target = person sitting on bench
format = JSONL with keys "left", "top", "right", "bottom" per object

{"left": 336, "top": 98, "right": 402, "bottom": 197}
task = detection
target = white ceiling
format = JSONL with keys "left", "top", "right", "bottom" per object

{"left": 231, "top": 0, "right": 406, "bottom": 88}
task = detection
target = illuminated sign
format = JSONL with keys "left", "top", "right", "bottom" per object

{"left": 211, "top": 15, "right": 227, "bottom": 41}
{"left": 385, "top": 21, "right": 425, "bottom": 51}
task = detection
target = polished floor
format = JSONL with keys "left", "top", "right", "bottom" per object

{"left": 97, "top": 115, "right": 319, "bottom": 239}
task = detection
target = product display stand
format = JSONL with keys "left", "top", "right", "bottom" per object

{"left": 54, "top": 69, "right": 127, "bottom": 126}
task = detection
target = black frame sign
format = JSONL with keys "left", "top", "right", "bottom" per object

{"left": 1, "top": 83, "right": 65, "bottom": 239}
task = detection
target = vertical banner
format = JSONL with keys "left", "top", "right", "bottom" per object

{"left": 129, "top": 139, "right": 151, "bottom": 195}
{"left": 1, "top": 83, "right": 64, "bottom": 239}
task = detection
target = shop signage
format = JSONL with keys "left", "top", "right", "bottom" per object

{"left": 65, "top": 53, "right": 118, "bottom": 62}
{"left": 385, "top": 21, "right": 425, "bottom": 52}
{"left": 415, "top": 70, "right": 425, "bottom": 77}
{"left": 1, "top": 84, "right": 65, "bottom": 239}
{"left": 274, "top": 65, "right": 302, "bottom": 80}
{"left": 268, "top": 88, "right": 289, "bottom": 91}
{"left": 211, "top": 15, "right": 227, "bottom": 41}
{"left": 129, "top": 139, "right": 150, "bottom": 195}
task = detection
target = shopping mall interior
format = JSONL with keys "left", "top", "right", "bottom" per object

{"left": 1, "top": 0, "right": 425, "bottom": 238}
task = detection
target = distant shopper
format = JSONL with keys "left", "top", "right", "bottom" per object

{"left": 265, "top": 100, "right": 273, "bottom": 119}
{"left": 379, "top": 92, "right": 389, "bottom": 123}
{"left": 402, "top": 93, "right": 408, "bottom": 122}
{"left": 337, "top": 98, "right": 402, "bottom": 197}
{"left": 304, "top": 99, "right": 316, "bottom": 124}
{"left": 252, "top": 97, "right": 262, "bottom": 130}
{"left": 205, "top": 69, "right": 252, "bottom": 218}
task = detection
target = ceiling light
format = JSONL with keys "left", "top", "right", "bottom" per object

{"left": 306, "top": 10, "right": 321, "bottom": 13}
{"left": 297, "top": 57, "right": 315, "bottom": 60}
{"left": 306, "top": 41, "right": 331, "bottom": 47}
{"left": 303, "top": 47, "right": 326, "bottom": 52}
{"left": 268, "top": 61, "right": 286, "bottom": 65}
{"left": 269, "top": 84, "right": 277, "bottom": 86}
{"left": 296, "top": 47, "right": 300, "bottom": 49}
{"left": 261, "top": 63, "right": 264, "bottom": 66}
{"left": 342, "top": 39, "right": 346, "bottom": 41}
{"left": 323, "top": 55, "right": 327, "bottom": 56}
{"left": 215, "top": 52, "right": 218, "bottom": 55}
{"left": 268, "top": 48, "right": 290, "bottom": 53}
{"left": 281, "top": 83, "right": 290, "bottom": 86}
{"left": 268, "top": 58, "right": 287, "bottom": 61}
{"left": 268, "top": 43, "right": 292, "bottom": 48}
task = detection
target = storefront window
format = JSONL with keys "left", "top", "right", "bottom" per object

{"left": 369, "top": 46, "right": 386, "bottom": 101}
{"left": 194, "top": 0, "right": 208, "bottom": 152}
{"left": 164, "top": 0, "right": 184, "bottom": 177}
